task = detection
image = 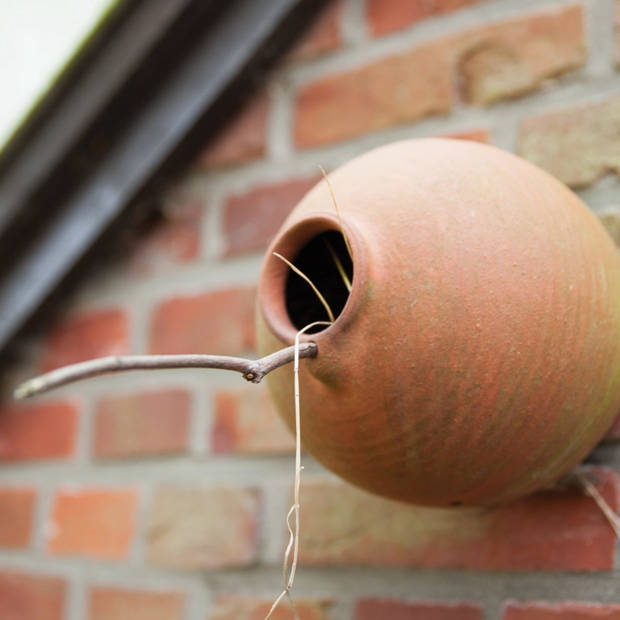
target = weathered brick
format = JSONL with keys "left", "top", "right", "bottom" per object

{"left": 47, "top": 488, "right": 137, "bottom": 559}
{"left": 222, "top": 178, "right": 317, "bottom": 257}
{"left": 127, "top": 201, "right": 201, "bottom": 276}
{"left": 503, "top": 601, "right": 620, "bottom": 619}
{"left": 200, "top": 92, "right": 269, "bottom": 169}
{"left": 41, "top": 308, "right": 129, "bottom": 372}
{"left": 0, "top": 487, "right": 36, "bottom": 548}
{"left": 89, "top": 586, "right": 185, "bottom": 620}
{"left": 518, "top": 95, "right": 620, "bottom": 188}
{"left": 94, "top": 389, "right": 190, "bottom": 459}
{"left": 296, "top": 468, "right": 618, "bottom": 570}
{"left": 149, "top": 287, "right": 256, "bottom": 356}
{"left": 0, "top": 571, "right": 66, "bottom": 620}
{"left": 212, "top": 383, "right": 294, "bottom": 454}
{"left": 210, "top": 595, "right": 333, "bottom": 620}
{"left": 367, "top": 0, "right": 486, "bottom": 37}
{"left": 294, "top": 38, "right": 453, "bottom": 148}
{"left": 0, "top": 401, "right": 78, "bottom": 461}
{"left": 146, "top": 486, "right": 259, "bottom": 569}
{"left": 288, "top": 1, "right": 342, "bottom": 61}
{"left": 295, "top": 6, "right": 583, "bottom": 147}
{"left": 456, "top": 6, "right": 584, "bottom": 105}
{"left": 355, "top": 599, "right": 482, "bottom": 620}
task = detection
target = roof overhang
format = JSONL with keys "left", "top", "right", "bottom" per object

{"left": 0, "top": 0, "right": 328, "bottom": 361}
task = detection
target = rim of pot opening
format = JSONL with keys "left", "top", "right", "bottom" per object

{"left": 258, "top": 213, "right": 367, "bottom": 345}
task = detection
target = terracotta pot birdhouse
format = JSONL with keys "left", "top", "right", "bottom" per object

{"left": 256, "top": 138, "right": 620, "bottom": 508}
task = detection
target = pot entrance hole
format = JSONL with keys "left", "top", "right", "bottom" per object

{"left": 284, "top": 230, "right": 353, "bottom": 333}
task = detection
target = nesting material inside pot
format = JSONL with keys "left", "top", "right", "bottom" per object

{"left": 284, "top": 230, "right": 353, "bottom": 332}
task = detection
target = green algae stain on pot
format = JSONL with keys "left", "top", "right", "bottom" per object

{"left": 257, "top": 138, "right": 620, "bottom": 508}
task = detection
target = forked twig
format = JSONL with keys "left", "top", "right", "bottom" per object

{"left": 13, "top": 344, "right": 318, "bottom": 400}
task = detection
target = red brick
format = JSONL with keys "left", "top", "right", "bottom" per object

{"left": 0, "top": 487, "right": 36, "bottom": 548}
{"left": 47, "top": 488, "right": 137, "bottom": 559}
{"left": 146, "top": 486, "right": 259, "bottom": 569}
{"left": 94, "top": 389, "right": 190, "bottom": 459}
{"left": 294, "top": 38, "right": 453, "bottom": 148}
{"left": 295, "top": 6, "right": 583, "bottom": 147}
{"left": 355, "top": 599, "right": 482, "bottom": 620}
{"left": 210, "top": 595, "right": 333, "bottom": 620}
{"left": 200, "top": 92, "right": 269, "bottom": 169}
{"left": 0, "top": 571, "right": 66, "bottom": 620}
{"left": 288, "top": 1, "right": 342, "bottom": 61}
{"left": 0, "top": 400, "right": 78, "bottom": 461}
{"left": 212, "top": 383, "right": 294, "bottom": 454}
{"left": 367, "top": 0, "right": 486, "bottom": 37}
{"left": 519, "top": 95, "right": 620, "bottom": 188}
{"left": 41, "top": 308, "right": 129, "bottom": 372}
{"left": 127, "top": 201, "right": 201, "bottom": 276}
{"left": 89, "top": 586, "right": 185, "bottom": 620}
{"left": 503, "top": 602, "right": 620, "bottom": 619}
{"left": 222, "top": 178, "right": 317, "bottom": 257}
{"left": 149, "top": 287, "right": 256, "bottom": 356}
{"left": 296, "top": 468, "right": 618, "bottom": 570}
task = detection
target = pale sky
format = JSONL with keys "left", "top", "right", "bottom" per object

{"left": 0, "top": 0, "right": 115, "bottom": 150}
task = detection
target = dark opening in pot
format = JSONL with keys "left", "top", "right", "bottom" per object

{"left": 284, "top": 230, "right": 353, "bottom": 332}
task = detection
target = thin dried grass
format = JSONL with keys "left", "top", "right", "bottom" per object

{"left": 577, "top": 471, "right": 620, "bottom": 538}
{"left": 319, "top": 165, "right": 353, "bottom": 262}
{"left": 273, "top": 252, "right": 335, "bottom": 323}
{"left": 265, "top": 319, "right": 332, "bottom": 620}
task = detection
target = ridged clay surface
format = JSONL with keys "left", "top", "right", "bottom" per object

{"left": 257, "top": 139, "right": 620, "bottom": 507}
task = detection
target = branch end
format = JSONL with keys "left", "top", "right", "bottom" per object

{"left": 14, "top": 379, "right": 42, "bottom": 401}
{"left": 243, "top": 370, "right": 262, "bottom": 384}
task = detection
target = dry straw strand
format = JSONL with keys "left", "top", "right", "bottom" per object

{"left": 264, "top": 319, "right": 332, "bottom": 620}
{"left": 273, "top": 252, "right": 335, "bottom": 323}
{"left": 269, "top": 227, "right": 348, "bottom": 618}
{"left": 577, "top": 471, "right": 620, "bottom": 538}
{"left": 324, "top": 237, "right": 352, "bottom": 293}
{"left": 319, "top": 165, "right": 353, "bottom": 262}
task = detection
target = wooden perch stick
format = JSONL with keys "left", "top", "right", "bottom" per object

{"left": 14, "top": 342, "right": 318, "bottom": 400}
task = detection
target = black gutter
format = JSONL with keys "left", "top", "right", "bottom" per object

{"left": 0, "top": 0, "right": 328, "bottom": 357}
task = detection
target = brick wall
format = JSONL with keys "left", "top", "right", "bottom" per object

{"left": 2, "top": 1, "right": 620, "bottom": 619}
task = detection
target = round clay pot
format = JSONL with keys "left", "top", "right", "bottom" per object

{"left": 256, "top": 138, "right": 620, "bottom": 507}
